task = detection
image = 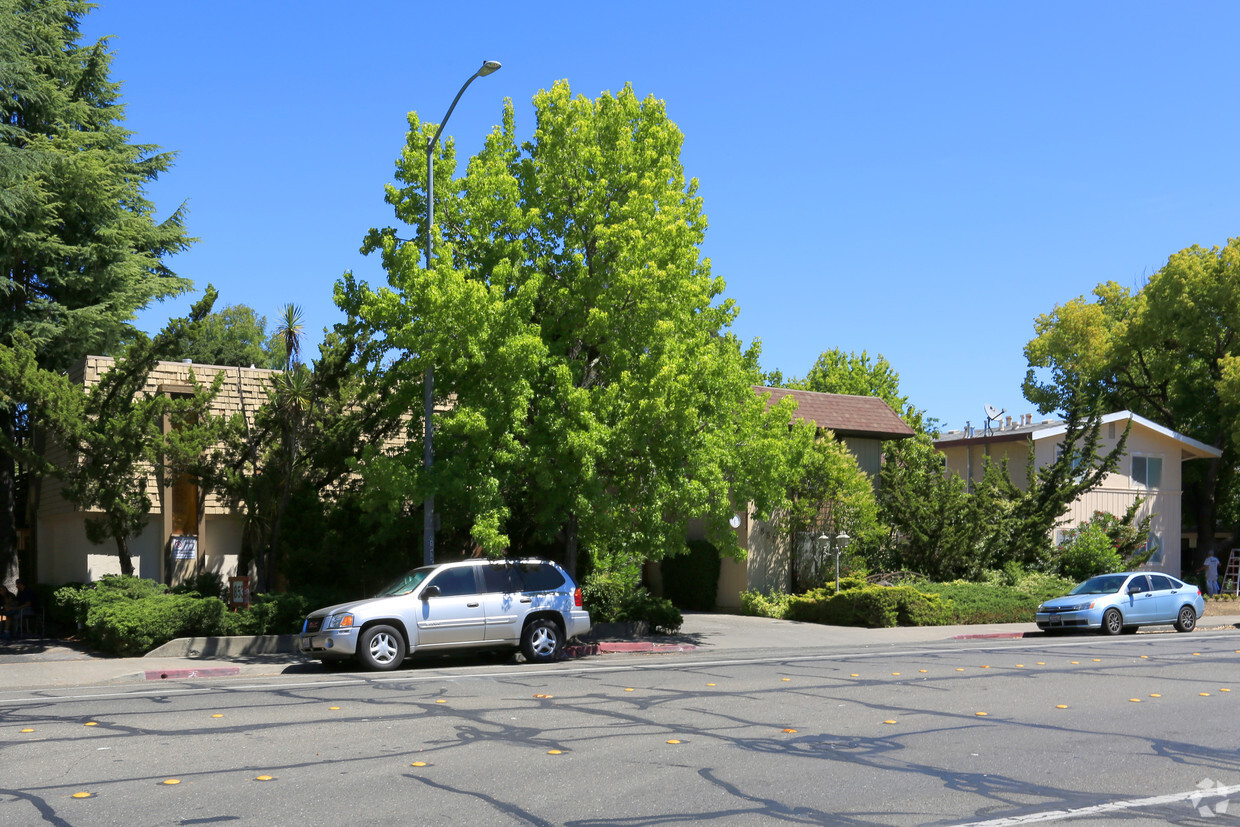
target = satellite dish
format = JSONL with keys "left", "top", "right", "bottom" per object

{"left": 983, "top": 404, "right": 1005, "bottom": 436}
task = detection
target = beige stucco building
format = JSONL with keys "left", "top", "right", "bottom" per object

{"left": 934, "top": 411, "right": 1222, "bottom": 578}
{"left": 36, "top": 356, "right": 278, "bottom": 586}
{"left": 710, "top": 387, "right": 915, "bottom": 609}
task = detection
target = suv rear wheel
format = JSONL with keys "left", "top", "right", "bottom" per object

{"left": 521, "top": 618, "right": 563, "bottom": 663}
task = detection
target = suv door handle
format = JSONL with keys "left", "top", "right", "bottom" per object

{"left": 467, "top": 602, "right": 480, "bottom": 608}
{"left": 520, "top": 597, "right": 532, "bottom": 603}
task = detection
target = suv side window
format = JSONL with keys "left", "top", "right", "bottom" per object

{"left": 482, "top": 565, "right": 523, "bottom": 594}
{"left": 518, "top": 563, "right": 565, "bottom": 592}
{"left": 427, "top": 567, "right": 478, "bottom": 597}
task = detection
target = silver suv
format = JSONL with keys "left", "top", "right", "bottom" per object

{"left": 299, "top": 558, "right": 591, "bottom": 671}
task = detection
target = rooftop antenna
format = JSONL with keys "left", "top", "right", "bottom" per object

{"left": 983, "top": 404, "right": 1004, "bottom": 437}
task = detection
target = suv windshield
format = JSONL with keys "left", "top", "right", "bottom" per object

{"left": 376, "top": 567, "right": 433, "bottom": 597}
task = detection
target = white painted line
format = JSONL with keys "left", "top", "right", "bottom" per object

{"left": 961, "top": 783, "right": 1240, "bottom": 825}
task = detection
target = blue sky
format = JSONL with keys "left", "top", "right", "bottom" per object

{"left": 80, "top": 1, "right": 1240, "bottom": 432}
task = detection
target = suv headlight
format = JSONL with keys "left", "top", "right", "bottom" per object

{"left": 323, "top": 613, "right": 355, "bottom": 630}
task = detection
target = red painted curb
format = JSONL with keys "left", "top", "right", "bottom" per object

{"left": 563, "top": 641, "right": 698, "bottom": 658}
{"left": 144, "top": 667, "right": 241, "bottom": 681}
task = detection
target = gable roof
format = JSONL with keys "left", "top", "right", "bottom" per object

{"left": 934, "top": 410, "right": 1222, "bottom": 460}
{"left": 753, "top": 386, "right": 915, "bottom": 440}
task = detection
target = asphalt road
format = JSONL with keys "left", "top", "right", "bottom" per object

{"left": 4, "top": 632, "right": 1240, "bottom": 826}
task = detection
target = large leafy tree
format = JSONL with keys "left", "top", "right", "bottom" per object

{"left": 1025, "top": 237, "right": 1240, "bottom": 565}
{"left": 0, "top": 0, "right": 194, "bottom": 576}
{"left": 173, "top": 303, "right": 284, "bottom": 370}
{"left": 338, "top": 81, "right": 800, "bottom": 574}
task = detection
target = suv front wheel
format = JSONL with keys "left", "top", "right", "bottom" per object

{"left": 358, "top": 624, "right": 406, "bottom": 671}
{"left": 521, "top": 618, "right": 563, "bottom": 663}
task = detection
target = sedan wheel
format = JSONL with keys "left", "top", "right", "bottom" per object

{"left": 357, "top": 624, "right": 406, "bottom": 671}
{"left": 521, "top": 619, "right": 563, "bottom": 663}
{"left": 1174, "top": 606, "right": 1197, "bottom": 633}
{"left": 1101, "top": 607, "right": 1124, "bottom": 635}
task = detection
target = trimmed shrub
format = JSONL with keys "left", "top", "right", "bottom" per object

{"left": 1056, "top": 523, "right": 1122, "bottom": 581}
{"left": 87, "top": 593, "right": 229, "bottom": 657}
{"left": 739, "top": 589, "right": 793, "bottom": 619}
{"left": 785, "top": 585, "right": 951, "bottom": 628}
{"left": 660, "top": 540, "right": 720, "bottom": 611}
{"left": 619, "top": 591, "right": 682, "bottom": 634}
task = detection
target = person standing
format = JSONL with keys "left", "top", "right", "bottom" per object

{"left": 1201, "top": 553, "right": 1221, "bottom": 596}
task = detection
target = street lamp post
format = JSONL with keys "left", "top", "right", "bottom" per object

{"left": 833, "top": 531, "right": 850, "bottom": 594}
{"left": 423, "top": 60, "right": 501, "bottom": 567}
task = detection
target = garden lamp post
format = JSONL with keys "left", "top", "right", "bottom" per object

{"left": 423, "top": 60, "right": 501, "bottom": 566}
{"left": 833, "top": 538, "right": 853, "bottom": 595}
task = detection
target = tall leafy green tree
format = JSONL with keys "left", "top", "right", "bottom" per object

{"left": 338, "top": 81, "right": 800, "bottom": 574}
{"left": 0, "top": 0, "right": 195, "bottom": 576}
{"left": 173, "top": 304, "right": 283, "bottom": 369}
{"left": 1025, "top": 237, "right": 1240, "bottom": 564}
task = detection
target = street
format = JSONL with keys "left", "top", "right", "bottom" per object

{"left": 4, "top": 632, "right": 1240, "bottom": 825}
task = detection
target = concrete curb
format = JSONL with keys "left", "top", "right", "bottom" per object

{"left": 144, "top": 634, "right": 299, "bottom": 658}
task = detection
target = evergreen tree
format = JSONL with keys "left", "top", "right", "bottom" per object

{"left": 0, "top": 0, "right": 194, "bottom": 575}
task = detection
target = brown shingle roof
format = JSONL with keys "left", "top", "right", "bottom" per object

{"left": 754, "top": 386, "right": 915, "bottom": 440}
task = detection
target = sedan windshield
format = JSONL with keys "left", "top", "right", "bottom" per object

{"left": 376, "top": 567, "right": 433, "bottom": 597}
{"left": 1068, "top": 574, "right": 1129, "bottom": 596}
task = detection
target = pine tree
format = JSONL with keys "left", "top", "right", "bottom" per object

{"left": 0, "top": 0, "right": 195, "bottom": 575}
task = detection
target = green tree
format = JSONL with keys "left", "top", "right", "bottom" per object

{"left": 338, "top": 81, "right": 800, "bottom": 574}
{"left": 0, "top": 0, "right": 195, "bottom": 576}
{"left": 0, "top": 290, "right": 223, "bottom": 576}
{"left": 173, "top": 304, "right": 283, "bottom": 369}
{"left": 1025, "top": 237, "right": 1240, "bottom": 565}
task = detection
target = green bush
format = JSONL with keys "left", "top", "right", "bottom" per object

{"left": 581, "top": 568, "right": 639, "bottom": 624}
{"left": 226, "top": 592, "right": 310, "bottom": 636}
{"left": 618, "top": 591, "right": 682, "bottom": 634}
{"left": 87, "top": 593, "right": 229, "bottom": 657}
{"left": 785, "top": 585, "right": 950, "bottom": 628}
{"left": 1056, "top": 523, "right": 1122, "bottom": 581}
{"left": 739, "top": 589, "right": 793, "bottom": 619}
{"left": 660, "top": 540, "right": 720, "bottom": 611}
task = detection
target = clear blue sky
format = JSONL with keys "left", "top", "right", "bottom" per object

{"left": 80, "top": 1, "right": 1240, "bottom": 432}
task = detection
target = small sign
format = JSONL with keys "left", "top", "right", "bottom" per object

{"left": 228, "top": 576, "right": 251, "bottom": 611}
{"left": 172, "top": 535, "right": 197, "bottom": 560}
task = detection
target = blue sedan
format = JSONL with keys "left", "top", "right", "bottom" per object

{"left": 1036, "top": 572, "right": 1205, "bottom": 635}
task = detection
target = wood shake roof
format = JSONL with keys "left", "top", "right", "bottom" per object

{"left": 753, "top": 386, "right": 915, "bottom": 440}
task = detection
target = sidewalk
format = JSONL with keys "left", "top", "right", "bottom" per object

{"left": 1, "top": 612, "right": 1235, "bottom": 693}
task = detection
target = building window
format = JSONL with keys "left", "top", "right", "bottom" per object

{"left": 1132, "top": 455, "right": 1163, "bottom": 490}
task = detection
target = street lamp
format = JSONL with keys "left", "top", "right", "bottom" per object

{"left": 423, "top": 60, "right": 501, "bottom": 566}
{"left": 818, "top": 531, "right": 850, "bottom": 593}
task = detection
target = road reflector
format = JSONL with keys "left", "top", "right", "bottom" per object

{"left": 71, "top": 792, "right": 92, "bottom": 799}
{"left": 411, "top": 761, "right": 428, "bottom": 767}
{"left": 84, "top": 722, "right": 98, "bottom": 726}
{"left": 782, "top": 728, "right": 798, "bottom": 733}
{"left": 1129, "top": 698, "right": 1141, "bottom": 703}
{"left": 891, "top": 672, "right": 900, "bottom": 676}
{"left": 666, "top": 739, "right": 682, "bottom": 744}
{"left": 781, "top": 678, "right": 791, "bottom": 682}
{"left": 1221, "top": 688, "right": 1232, "bottom": 692}
{"left": 883, "top": 720, "right": 897, "bottom": 725}
{"left": 534, "top": 694, "right": 553, "bottom": 699}
{"left": 211, "top": 713, "right": 224, "bottom": 718}
{"left": 919, "top": 669, "right": 927, "bottom": 673}
{"left": 975, "top": 712, "right": 988, "bottom": 716}
{"left": 20, "top": 728, "right": 33, "bottom": 733}
{"left": 955, "top": 668, "right": 965, "bottom": 672}
{"left": 706, "top": 683, "right": 716, "bottom": 686}
{"left": 1056, "top": 705, "right": 1068, "bottom": 709}
{"left": 329, "top": 706, "right": 340, "bottom": 710}
{"left": 1150, "top": 693, "right": 1162, "bottom": 698}
{"left": 1200, "top": 692, "right": 1212, "bottom": 697}
{"left": 851, "top": 673, "right": 859, "bottom": 677}
{"left": 161, "top": 779, "right": 180, "bottom": 786}
{"left": 624, "top": 688, "right": 634, "bottom": 692}
{"left": 255, "top": 775, "right": 275, "bottom": 782}
{"left": 547, "top": 750, "right": 563, "bottom": 755}
{"left": 435, "top": 700, "right": 447, "bottom": 704}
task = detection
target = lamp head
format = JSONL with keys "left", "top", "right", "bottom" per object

{"left": 478, "top": 60, "right": 502, "bottom": 76}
